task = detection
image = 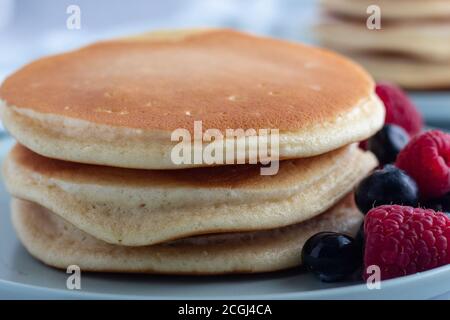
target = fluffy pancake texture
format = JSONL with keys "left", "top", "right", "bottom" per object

{"left": 3, "top": 144, "right": 377, "bottom": 246}
{"left": 0, "top": 29, "right": 384, "bottom": 169}
{"left": 12, "top": 195, "right": 363, "bottom": 275}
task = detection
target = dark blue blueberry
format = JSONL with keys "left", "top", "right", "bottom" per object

{"left": 301, "top": 232, "right": 362, "bottom": 282}
{"left": 355, "top": 222, "right": 364, "bottom": 242}
{"left": 368, "top": 124, "right": 410, "bottom": 165}
{"left": 355, "top": 164, "right": 419, "bottom": 214}
{"left": 424, "top": 192, "right": 450, "bottom": 218}
{"left": 354, "top": 222, "right": 365, "bottom": 251}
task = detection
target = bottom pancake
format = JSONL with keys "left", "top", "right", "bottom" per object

{"left": 12, "top": 195, "right": 362, "bottom": 275}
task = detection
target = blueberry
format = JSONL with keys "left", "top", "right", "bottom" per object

{"left": 354, "top": 222, "right": 365, "bottom": 252}
{"left": 301, "top": 232, "right": 362, "bottom": 282}
{"left": 367, "top": 124, "right": 410, "bottom": 165}
{"left": 424, "top": 192, "right": 450, "bottom": 217}
{"left": 355, "top": 164, "right": 419, "bottom": 214}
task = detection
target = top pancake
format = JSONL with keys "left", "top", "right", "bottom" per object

{"left": 0, "top": 29, "right": 374, "bottom": 132}
{"left": 0, "top": 29, "right": 384, "bottom": 169}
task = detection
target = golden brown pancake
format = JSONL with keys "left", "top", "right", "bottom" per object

{"left": 0, "top": 29, "right": 384, "bottom": 169}
{"left": 3, "top": 143, "right": 377, "bottom": 246}
{"left": 12, "top": 195, "right": 363, "bottom": 275}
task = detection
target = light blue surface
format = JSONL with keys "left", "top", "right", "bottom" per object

{"left": 0, "top": 137, "right": 449, "bottom": 300}
{"left": 410, "top": 92, "right": 450, "bottom": 129}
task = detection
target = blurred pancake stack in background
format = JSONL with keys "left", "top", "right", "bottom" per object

{"left": 316, "top": 0, "right": 450, "bottom": 89}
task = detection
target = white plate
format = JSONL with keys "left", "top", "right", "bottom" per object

{"left": 0, "top": 137, "right": 449, "bottom": 300}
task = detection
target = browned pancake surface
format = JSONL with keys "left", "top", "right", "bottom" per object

{"left": 0, "top": 29, "right": 373, "bottom": 132}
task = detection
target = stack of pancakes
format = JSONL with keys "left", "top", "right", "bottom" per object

{"left": 0, "top": 30, "right": 384, "bottom": 275}
{"left": 316, "top": 0, "right": 450, "bottom": 89}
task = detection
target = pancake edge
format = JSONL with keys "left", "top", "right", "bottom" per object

{"left": 11, "top": 196, "right": 363, "bottom": 275}
{"left": 0, "top": 93, "right": 384, "bottom": 169}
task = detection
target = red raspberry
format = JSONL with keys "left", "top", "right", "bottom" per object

{"left": 376, "top": 83, "right": 423, "bottom": 136}
{"left": 358, "top": 140, "right": 368, "bottom": 151}
{"left": 396, "top": 130, "right": 450, "bottom": 199}
{"left": 363, "top": 205, "right": 450, "bottom": 280}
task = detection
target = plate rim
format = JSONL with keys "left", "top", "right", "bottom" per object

{"left": 1, "top": 264, "right": 449, "bottom": 300}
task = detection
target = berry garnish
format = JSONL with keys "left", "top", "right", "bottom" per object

{"left": 375, "top": 82, "right": 423, "bottom": 136}
{"left": 359, "top": 140, "right": 368, "bottom": 151}
{"left": 354, "top": 222, "right": 365, "bottom": 248}
{"left": 302, "top": 232, "right": 362, "bottom": 282}
{"left": 367, "top": 124, "right": 410, "bottom": 165}
{"left": 424, "top": 192, "right": 450, "bottom": 218}
{"left": 396, "top": 130, "right": 450, "bottom": 199}
{"left": 363, "top": 205, "right": 450, "bottom": 280}
{"left": 355, "top": 165, "right": 419, "bottom": 214}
